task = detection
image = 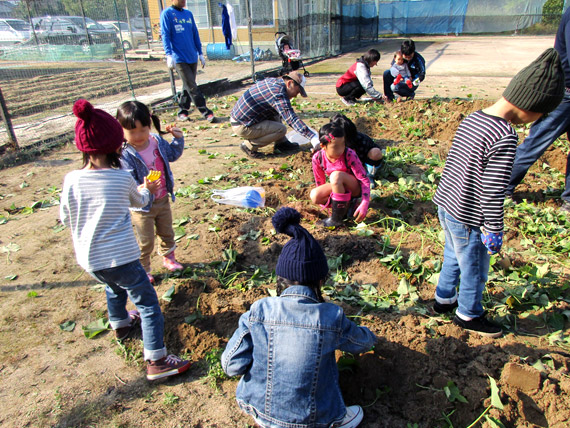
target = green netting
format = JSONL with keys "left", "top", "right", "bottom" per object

{"left": 0, "top": 43, "right": 116, "bottom": 61}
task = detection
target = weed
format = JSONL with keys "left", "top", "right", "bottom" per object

{"left": 203, "top": 348, "right": 228, "bottom": 389}
{"left": 163, "top": 392, "right": 180, "bottom": 406}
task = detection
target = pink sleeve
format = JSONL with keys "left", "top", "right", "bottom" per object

{"left": 346, "top": 149, "right": 370, "bottom": 203}
{"left": 312, "top": 152, "right": 326, "bottom": 187}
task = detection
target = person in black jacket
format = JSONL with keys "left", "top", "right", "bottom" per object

{"left": 383, "top": 39, "right": 426, "bottom": 101}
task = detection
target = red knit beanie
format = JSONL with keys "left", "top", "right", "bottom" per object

{"left": 73, "top": 99, "right": 124, "bottom": 154}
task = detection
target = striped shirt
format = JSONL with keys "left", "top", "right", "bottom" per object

{"left": 60, "top": 169, "right": 151, "bottom": 272}
{"left": 231, "top": 77, "right": 315, "bottom": 140}
{"left": 433, "top": 110, "right": 518, "bottom": 234}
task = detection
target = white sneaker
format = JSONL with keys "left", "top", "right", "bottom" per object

{"left": 337, "top": 405, "right": 363, "bottom": 428}
{"left": 340, "top": 97, "right": 356, "bottom": 106}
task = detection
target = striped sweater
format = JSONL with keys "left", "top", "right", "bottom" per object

{"left": 60, "top": 168, "right": 151, "bottom": 272}
{"left": 433, "top": 110, "right": 518, "bottom": 234}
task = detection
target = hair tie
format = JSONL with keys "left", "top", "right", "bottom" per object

{"left": 324, "top": 133, "right": 334, "bottom": 143}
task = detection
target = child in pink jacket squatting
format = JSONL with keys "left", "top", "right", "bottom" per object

{"left": 310, "top": 123, "right": 371, "bottom": 228}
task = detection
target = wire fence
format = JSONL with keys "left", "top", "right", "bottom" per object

{"left": 0, "top": 0, "right": 566, "bottom": 153}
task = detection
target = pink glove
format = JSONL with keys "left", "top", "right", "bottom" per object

{"left": 405, "top": 79, "right": 413, "bottom": 89}
{"left": 353, "top": 199, "right": 369, "bottom": 222}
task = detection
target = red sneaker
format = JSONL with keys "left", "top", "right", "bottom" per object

{"left": 147, "top": 355, "right": 191, "bottom": 381}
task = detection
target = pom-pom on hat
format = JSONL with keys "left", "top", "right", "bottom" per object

{"left": 73, "top": 99, "right": 124, "bottom": 154}
{"left": 272, "top": 207, "right": 328, "bottom": 283}
{"left": 503, "top": 48, "right": 565, "bottom": 114}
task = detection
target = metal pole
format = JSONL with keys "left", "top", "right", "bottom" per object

{"left": 328, "top": 0, "right": 332, "bottom": 56}
{"left": 0, "top": 87, "right": 18, "bottom": 150}
{"left": 113, "top": 0, "right": 136, "bottom": 99}
{"left": 138, "top": 0, "right": 151, "bottom": 49}
{"left": 245, "top": 0, "right": 255, "bottom": 80}
{"left": 206, "top": 0, "right": 215, "bottom": 43}
{"left": 25, "top": 0, "right": 39, "bottom": 46}
{"left": 77, "top": 0, "right": 95, "bottom": 60}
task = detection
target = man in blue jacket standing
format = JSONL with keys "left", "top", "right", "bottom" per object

{"left": 161, "top": 0, "right": 215, "bottom": 123}
{"left": 505, "top": 7, "right": 570, "bottom": 213}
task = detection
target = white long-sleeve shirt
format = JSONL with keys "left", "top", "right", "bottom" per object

{"left": 60, "top": 168, "right": 151, "bottom": 272}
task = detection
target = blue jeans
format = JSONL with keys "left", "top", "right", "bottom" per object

{"left": 91, "top": 260, "right": 167, "bottom": 361}
{"left": 435, "top": 206, "right": 490, "bottom": 319}
{"left": 506, "top": 92, "right": 570, "bottom": 202}
{"left": 383, "top": 69, "right": 417, "bottom": 100}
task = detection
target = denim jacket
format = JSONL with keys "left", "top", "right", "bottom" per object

{"left": 119, "top": 133, "right": 184, "bottom": 212}
{"left": 221, "top": 286, "right": 377, "bottom": 428}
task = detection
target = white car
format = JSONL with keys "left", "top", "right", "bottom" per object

{"left": 0, "top": 18, "right": 32, "bottom": 45}
{"left": 99, "top": 21, "right": 147, "bottom": 50}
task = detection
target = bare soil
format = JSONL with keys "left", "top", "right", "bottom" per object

{"left": 1, "top": 85, "right": 569, "bottom": 428}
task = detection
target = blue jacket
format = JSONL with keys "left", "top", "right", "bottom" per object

{"left": 222, "top": 286, "right": 377, "bottom": 428}
{"left": 119, "top": 133, "right": 184, "bottom": 212}
{"left": 160, "top": 6, "right": 202, "bottom": 64}
{"left": 555, "top": 6, "right": 570, "bottom": 88}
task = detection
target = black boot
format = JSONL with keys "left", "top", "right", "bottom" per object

{"left": 318, "top": 198, "right": 350, "bottom": 228}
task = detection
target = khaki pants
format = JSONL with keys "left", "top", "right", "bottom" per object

{"left": 131, "top": 196, "right": 175, "bottom": 272}
{"left": 232, "top": 116, "right": 287, "bottom": 150}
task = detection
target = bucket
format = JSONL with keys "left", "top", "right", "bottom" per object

{"left": 206, "top": 43, "right": 236, "bottom": 60}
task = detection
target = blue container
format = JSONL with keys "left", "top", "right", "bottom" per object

{"left": 242, "top": 190, "right": 263, "bottom": 208}
{"left": 206, "top": 43, "right": 236, "bottom": 60}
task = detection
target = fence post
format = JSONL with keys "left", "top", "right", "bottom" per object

{"left": 0, "top": 87, "right": 18, "bottom": 150}
{"left": 245, "top": 0, "right": 255, "bottom": 80}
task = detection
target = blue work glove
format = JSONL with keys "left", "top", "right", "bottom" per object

{"left": 481, "top": 228, "right": 503, "bottom": 255}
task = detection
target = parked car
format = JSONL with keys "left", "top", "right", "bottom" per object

{"left": 32, "top": 16, "right": 119, "bottom": 51}
{"left": 130, "top": 16, "right": 152, "bottom": 40}
{"left": 0, "top": 18, "right": 32, "bottom": 46}
{"left": 99, "top": 21, "right": 147, "bottom": 50}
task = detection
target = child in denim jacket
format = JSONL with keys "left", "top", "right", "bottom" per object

{"left": 117, "top": 101, "right": 184, "bottom": 284}
{"left": 222, "top": 207, "right": 377, "bottom": 428}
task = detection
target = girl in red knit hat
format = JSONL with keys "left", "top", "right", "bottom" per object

{"left": 60, "top": 99, "right": 191, "bottom": 380}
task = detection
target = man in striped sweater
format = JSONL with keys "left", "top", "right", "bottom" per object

{"left": 432, "top": 48, "right": 565, "bottom": 338}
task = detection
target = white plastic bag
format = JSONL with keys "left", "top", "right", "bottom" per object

{"left": 286, "top": 127, "right": 317, "bottom": 146}
{"left": 211, "top": 186, "right": 265, "bottom": 208}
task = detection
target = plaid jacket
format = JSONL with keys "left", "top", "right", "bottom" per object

{"left": 231, "top": 77, "right": 314, "bottom": 140}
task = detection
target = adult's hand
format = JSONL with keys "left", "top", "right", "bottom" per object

{"left": 413, "top": 78, "right": 420, "bottom": 86}
{"left": 199, "top": 54, "right": 206, "bottom": 68}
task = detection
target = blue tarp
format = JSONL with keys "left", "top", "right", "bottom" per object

{"left": 379, "top": 0, "right": 469, "bottom": 35}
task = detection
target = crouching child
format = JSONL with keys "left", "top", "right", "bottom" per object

{"left": 222, "top": 207, "right": 377, "bottom": 428}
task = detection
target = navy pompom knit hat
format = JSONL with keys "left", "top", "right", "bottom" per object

{"left": 272, "top": 207, "right": 329, "bottom": 283}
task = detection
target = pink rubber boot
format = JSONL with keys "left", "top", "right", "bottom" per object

{"left": 163, "top": 251, "right": 183, "bottom": 271}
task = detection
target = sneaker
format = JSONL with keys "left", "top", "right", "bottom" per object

{"left": 274, "top": 139, "right": 300, "bottom": 154}
{"left": 341, "top": 97, "right": 356, "bottom": 106}
{"left": 453, "top": 315, "right": 502, "bottom": 338}
{"left": 338, "top": 405, "right": 363, "bottom": 428}
{"left": 147, "top": 354, "right": 191, "bottom": 381}
{"left": 240, "top": 142, "right": 262, "bottom": 159}
{"left": 114, "top": 310, "right": 141, "bottom": 341}
{"left": 205, "top": 113, "right": 216, "bottom": 123}
{"left": 433, "top": 300, "right": 458, "bottom": 314}
{"left": 177, "top": 112, "right": 189, "bottom": 121}
{"left": 163, "top": 252, "right": 183, "bottom": 272}
{"left": 560, "top": 201, "right": 570, "bottom": 215}
{"left": 147, "top": 273, "right": 155, "bottom": 285}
